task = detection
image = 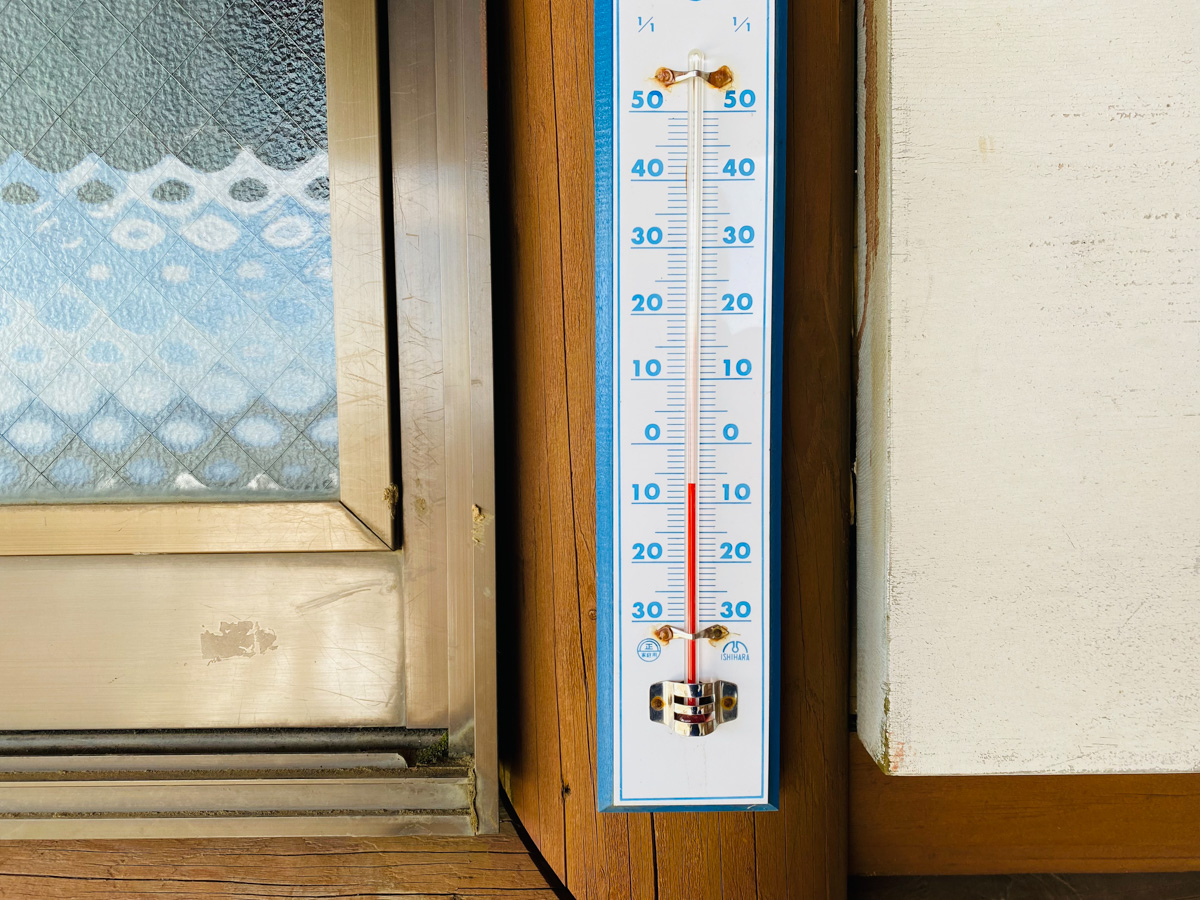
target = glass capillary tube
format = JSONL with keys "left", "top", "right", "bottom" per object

{"left": 684, "top": 49, "right": 704, "bottom": 686}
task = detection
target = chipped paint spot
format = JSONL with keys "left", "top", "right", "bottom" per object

{"left": 201, "top": 621, "right": 278, "bottom": 664}
{"left": 472, "top": 503, "right": 492, "bottom": 545}
{"left": 888, "top": 739, "right": 907, "bottom": 774}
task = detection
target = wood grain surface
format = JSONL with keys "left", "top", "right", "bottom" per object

{"left": 851, "top": 737, "right": 1200, "bottom": 875}
{"left": 489, "top": 0, "right": 856, "bottom": 896}
{"left": 0, "top": 818, "right": 558, "bottom": 899}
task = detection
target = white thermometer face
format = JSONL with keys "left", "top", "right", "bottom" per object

{"left": 596, "top": 0, "right": 783, "bottom": 811}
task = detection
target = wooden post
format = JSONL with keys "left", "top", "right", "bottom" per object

{"left": 490, "top": 0, "right": 855, "bottom": 895}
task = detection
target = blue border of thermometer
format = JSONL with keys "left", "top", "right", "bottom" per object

{"left": 595, "top": 0, "right": 786, "bottom": 813}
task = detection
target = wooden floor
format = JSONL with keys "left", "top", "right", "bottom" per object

{"left": 0, "top": 815, "right": 560, "bottom": 899}
{"left": 487, "top": 0, "right": 856, "bottom": 897}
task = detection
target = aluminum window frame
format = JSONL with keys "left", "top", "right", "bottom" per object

{"left": 0, "top": 0, "right": 498, "bottom": 837}
{"left": 0, "top": 0, "right": 395, "bottom": 556}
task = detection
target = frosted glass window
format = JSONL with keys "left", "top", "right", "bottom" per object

{"left": 0, "top": 0, "right": 338, "bottom": 502}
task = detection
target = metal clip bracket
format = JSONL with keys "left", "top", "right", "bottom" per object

{"left": 649, "top": 680, "right": 738, "bottom": 737}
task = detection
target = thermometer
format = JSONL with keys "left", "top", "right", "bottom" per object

{"left": 597, "top": 0, "right": 785, "bottom": 811}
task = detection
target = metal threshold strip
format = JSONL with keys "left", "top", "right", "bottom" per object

{"left": 0, "top": 727, "right": 448, "bottom": 758}
{"left": 0, "top": 728, "right": 479, "bottom": 839}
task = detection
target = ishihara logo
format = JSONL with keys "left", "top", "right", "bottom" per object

{"left": 637, "top": 638, "right": 662, "bottom": 661}
{"left": 721, "top": 640, "right": 750, "bottom": 661}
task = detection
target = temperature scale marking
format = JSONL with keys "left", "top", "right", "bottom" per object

{"left": 597, "top": 0, "right": 785, "bottom": 811}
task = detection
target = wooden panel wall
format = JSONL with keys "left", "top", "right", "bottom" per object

{"left": 489, "top": 0, "right": 856, "bottom": 896}
{"left": 850, "top": 738, "right": 1200, "bottom": 876}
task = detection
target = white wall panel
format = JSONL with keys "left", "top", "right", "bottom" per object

{"left": 858, "top": 0, "right": 1200, "bottom": 774}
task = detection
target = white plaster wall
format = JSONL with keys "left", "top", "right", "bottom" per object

{"left": 857, "top": 0, "right": 1200, "bottom": 774}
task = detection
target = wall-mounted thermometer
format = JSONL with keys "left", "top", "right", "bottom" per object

{"left": 597, "top": 0, "right": 785, "bottom": 811}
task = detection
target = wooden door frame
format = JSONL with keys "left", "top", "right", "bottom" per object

{"left": 490, "top": 0, "right": 855, "bottom": 896}
{"left": 492, "top": 0, "right": 1200, "bottom": 888}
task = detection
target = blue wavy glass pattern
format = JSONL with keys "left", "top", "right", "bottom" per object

{"left": 0, "top": 0, "right": 338, "bottom": 502}
{"left": 0, "top": 153, "right": 338, "bottom": 501}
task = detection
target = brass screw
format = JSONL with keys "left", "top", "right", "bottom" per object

{"left": 651, "top": 697, "right": 666, "bottom": 711}
{"left": 721, "top": 696, "right": 737, "bottom": 711}
{"left": 707, "top": 66, "right": 734, "bottom": 89}
{"left": 655, "top": 67, "right": 676, "bottom": 86}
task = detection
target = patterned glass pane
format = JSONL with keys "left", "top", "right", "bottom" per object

{"left": 0, "top": 0, "right": 338, "bottom": 502}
